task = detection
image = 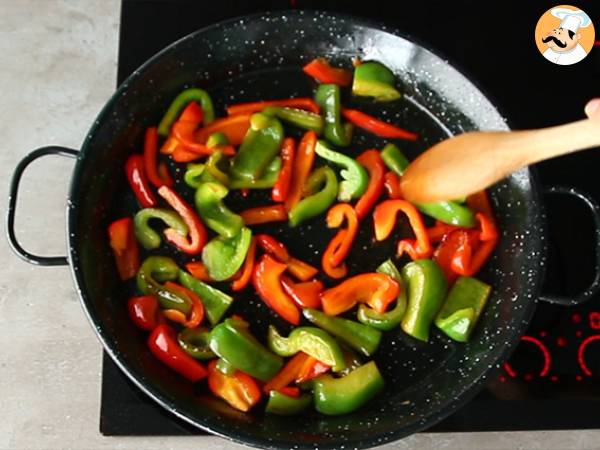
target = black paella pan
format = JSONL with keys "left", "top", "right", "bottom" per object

{"left": 7, "top": 11, "right": 600, "bottom": 450}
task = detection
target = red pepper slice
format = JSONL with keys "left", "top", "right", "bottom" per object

{"left": 207, "top": 360, "right": 262, "bottom": 412}
{"left": 373, "top": 199, "right": 433, "bottom": 260}
{"left": 108, "top": 217, "right": 140, "bottom": 281}
{"left": 227, "top": 98, "right": 320, "bottom": 116}
{"left": 383, "top": 171, "right": 402, "bottom": 199}
{"left": 239, "top": 205, "right": 288, "bottom": 226}
{"left": 341, "top": 108, "right": 418, "bottom": 141}
{"left": 252, "top": 254, "right": 300, "bottom": 325}
{"left": 280, "top": 275, "right": 323, "bottom": 309}
{"left": 272, "top": 137, "right": 296, "bottom": 202}
{"left": 161, "top": 281, "right": 205, "bottom": 328}
{"left": 255, "top": 233, "right": 318, "bottom": 281}
{"left": 124, "top": 155, "right": 157, "bottom": 207}
{"left": 263, "top": 352, "right": 310, "bottom": 394}
{"left": 158, "top": 186, "right": 207, "bottom": 255}
{"left": 185, "top": 261, "right": 213, "bottom": 282}
{"left": 296, "top": 357, "right": 330, "bottom": 383}
{"left": 284, "top": 131, "right": 317, "bottom": 212}
{"left": 467, "top": 190, "right": 495, "bottom": 219}
{"left": 171, "top": 147, "right": 203, "bottom": 162}
{"left": 127, "top": 295, "right": 164, "bottom": 331}
{"left": 427, "top": 221, "right": 461, "bottom": 243}
{"left": 325, "top": 204, "right": 359, "bottom": 267}
{"left": 195, "top": 114, "right": 251, "bottom": 146}
{"left": 303, "top": 58, "right": 352, "bottom": 86}
{"left": 322, "top": 229, "right": 349, "bottom": 279}
{"left": 434, "top": 230, "right": 478, "bottom": 283}
{"left": 286, "top": 257, "right": 318, "bottom": 282}
{"left": 451, "top": 213, "right": 498, "bottom": 276}
{"left": 321, "top": 273, "right": 400, "bottom": 316}
{"left": 144, "top": 127, "right": 174, "bottom": 188}
{"left": 278, "top": 386, "right": 301, "bottom": 398}
{"left": 232, "top": 237, "right": 257, "bottom": 292}
{"left": 160, "top": 135, "right": 180, "bottom": 155}
{"left": 147, "top": 324, "right": 207, "bottom": 382}
{"left": 355, "top": 150, "right": 386, "bottom": 220}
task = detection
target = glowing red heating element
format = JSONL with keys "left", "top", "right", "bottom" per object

{"left": 577, "top": 334, "right": 600, "bottom": 377}
{"left": 589, "top": 312, "right": 600, "bottom": 330}
{"left": 503, "top": 335, "right": 551, "bottom": 379}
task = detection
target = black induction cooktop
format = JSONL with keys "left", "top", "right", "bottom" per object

{"left": 101, "top": 0, "right": 600, "bottom": 436}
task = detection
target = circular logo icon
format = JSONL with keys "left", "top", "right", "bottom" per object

{"left": 535, "top": 5, "right": 595, "bottom": 65}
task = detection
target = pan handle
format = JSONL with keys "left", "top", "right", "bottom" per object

{"left": 7, "top": 146, "right": 78, "bottom": 266}
{"left": 539, "top": 185, "right": 600, "bottom": 306}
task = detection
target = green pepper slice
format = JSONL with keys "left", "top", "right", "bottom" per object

{"left": 230, "top": 113, "right": 284, "bottom": 181}
{"left": 302, "top": 308, "right": 382, "bottom": 357}
{"left": 177, "top": 327, "right": 216, "bottom": 360}
{"left": 435, "top": 276, "right": 491, "bottom": 342}
{"left": 263, "top": 106, "right": 324, "bottom": 134}
{"left": 133, "top": 208, "right": 188, "bottom": 250}
{"left": 266, "top": 391, "right": 312, "bottom": 416}
{"left": 229, "top": 157, "right": 282, "bottom": 189}
{"left": 206, "top": 132, "right": 229, "bottom": 148}
{"left": 357, "top": 259, "right": 407, "bottom": 331}
{"left": 315, "top": 140, "right": 368, "bottom": 202}
{"left": 268, "top": 325, "right": 346, "bottom": 372}
{"left": 178, "top": 271, "right": 233, "bottom": 326}
{"left": 201, "top": 227, "right": 252, "bottom": 281}
{"left": 194, "top": 182, "right": 243, "bottom": 239}
{"left": 184, "top": 163, "right": 216, "bottom": 189}
{"left": 204, "top": 151, "right": 230, "bottom": 186}
{"left": 401, "top": 259, "right": 447, "bottom": 341}
{"left": 313, "top": 361, "right": 385, "bottom": 415}
{"left": 209, "top": 318, "right": 283, "bottom": 381}
{"left": 352, "top": 61, "right": 401, "bottom": 101}
{"left": 215, "top": 357, "right": 236, "bottom": 375}
{"left": 315, "top": 84, "right": 353, "bottom": 146}
{"left": 136, "top": 256, "right": 190, "bottom": 315}
{"left": 288, "top": 166, "right": 338, "bottom": 226}
{"left": 158, "top": 88, "right": 215, "bottom": 136}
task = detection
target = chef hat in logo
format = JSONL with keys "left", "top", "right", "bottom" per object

{"left": 551, "top": 7, "right": 592, "bottom": 33}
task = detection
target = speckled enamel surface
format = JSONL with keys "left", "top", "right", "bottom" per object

{"left": 66, "top": 11, "right": 545, "bottom": 450}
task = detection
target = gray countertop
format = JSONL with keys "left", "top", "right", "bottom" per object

{"left": 1, "top": 1, "right": 599, "bottom": 449}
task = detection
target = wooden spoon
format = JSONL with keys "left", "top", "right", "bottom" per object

{"left": 400, "top": 117, "right": 600, "bottom": 203}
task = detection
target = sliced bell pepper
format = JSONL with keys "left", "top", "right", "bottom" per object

{"left": 303, "top": 58, "right": 352, "bottom": 86}
{"left": 202, "top": 227, "right": 252, "bottom": 281}
{"left": 206, "top": 132, "right": 229, "bottom": 147}
{"left": 296, "top": 356, "right": 330, "bottom": 383}
{"left": 435, "top": 276, "right": 491, "bottom": 342}
{"left": 373, "top": 199, "right": 433, "bottom": 260}
{"left": 467, "top": 190, "right": 495, "bottom": 219}
{"left": 158, "top": 88, "right": 215, "bottom": 136}
{"left": 252, "top": 254, "right": 300, "bottom": 325}
{"left": 136, "top": 256, "right": 191, "bottom": 314}
{"left": 178, "top": 270, "right": 233, "bottom": 326}
{"left": 255, "top": 234, "right": 319, "bottom": 281}
{"left": 427, "top": 221, "right": 461, "bottom": 244}
{"left": 177, "top": 327, "right": 216, "bottom": 360}
{"left": 108, "top": 217, "right": 140, "bottom": 281}
{"left": 144, "top": 127, "right": 173, "bottom": 188}
{"left": 263, "top": 352, "right": 311, "bottom": 393}
{"left": 401, "top": 259, "right": 448, "bottom": 341}
{"left": 209, "top": 318, "right": 283, "bottom": 381}
{"left": 383, "top": 171, "right": 403, "bottom": 199}
{"left": 272, "top": 137, "right": 295, "bottom": 202}
{"left": 268, "top": 325, "right": 346, "bottom": 372}
{"left": 280, "top": 275, "right": 323, "bottom": 309}
{"left": 287, "top": 257, "right": 319, "bottom": 282}
{"left": 451, "top": 213, "right": 498, "bottom": 277}
{"left": 320, "top": 272, "right": 399, "bottom": 315}
{"left": 303, "top": 308, "right": 382, "bottom": 357}
{"left": 357, "top": 259, "right": 407, "bottom": 331}
{"left": 313, "top": 361, "right": 385, "bottom": 415}
{"left": 185, "top": 261, "right": 213, "bottom": 282}
{"left": 127, "top": 295, "right": 164, "bottom": 331}
{"left": 315, "top": 84, "right": 353, "bottom": 146}
{"left": 239, "top": 205, "right": 288, "bottom": 226}
{"left": 433, "top": 229, "right": 478, "bottom": 283}
{"left": 227, "top": 98, "right": 320, "bottom": 116}
{"left": 380, "top": 143, "right": 410, "bottom": 176}
{"left": 230, "top": 113, "right": 284, "bottom": 181}
{"left": 229, "top": 157, "right": 282, "bottom": 190}
{"left": 148, "top": 324, "right": 207, "bottom": 382}
{"left": 315, "top": 140, "right": 368, "bottom": 202}
{"left": 321, "top": 229, "right": 349, "bottom": 279}
{"left": 183, "top": 163, "right": 212, "bottom": 189}
{"left": 324, "top": 203, "right": 359, "bottom": 267}
{"left": 284, "top": 131, "right": 317, "bottom": 212}
{"left": 170, "top": 102, "right": 218, "bottom": 156}
{"left": 352, "top": 61, "right": 400, "bottom": 101}
{"left": 342, "top": 108, "right": 418, "bottom": 140}
{"left": 158, "top": 186, "right": 207, "bottom": 255}
{"left": 161, "top": 281, "right": 205, "bottom": 328}
{"left": 204, "top": 150, "right": 231, "bottom": 185}
{"left": 266, "top": 390, "right": 312, "bottom": 415}
{"left": 194, "top": 182, "right": 243, "bottom": 239}
{"left": 231, "top": 237, "right": 256, "bottom": 292}
{"left": 207, "top": 360, "right": 262, "bottom": 412}
{"left": 124, "top": 155, "right": 157, "bottom": 207}
{"left": 195, "top": 113, "right": 251, "bottom": 146}
{"left": 263, "top": 106, "right": 324, "bottom": 134}
{"left": 288, "top": 165, "right": 338, "bottom": 226}
{"left": 355, "top": 150, "right": 386, "bottom": 220}
{"left": 216, "top": 357, "right": 236, "bottom": 375}
{"left": 339, "top": 344, "right": 363, "bottom": 377}
{"left": 133, "top": 208, "right": 188, "bottom": 250}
